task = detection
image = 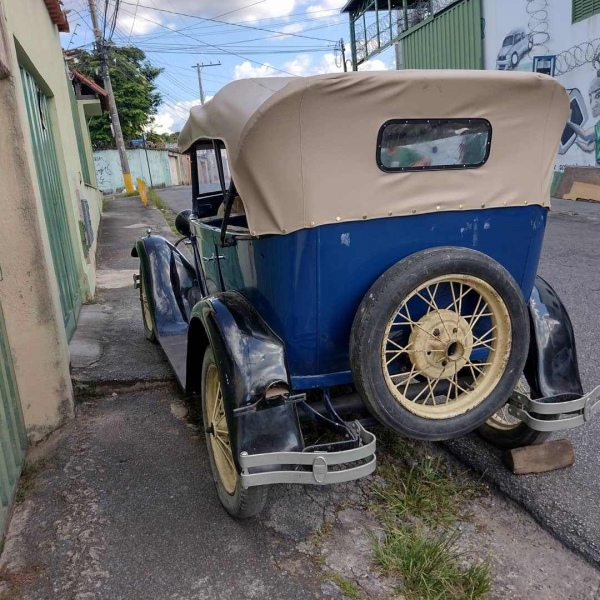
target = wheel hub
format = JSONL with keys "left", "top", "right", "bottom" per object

{"left": 408, "top": 309, "right": 474, "bottom": 379}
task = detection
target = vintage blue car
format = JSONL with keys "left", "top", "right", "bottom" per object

{"left": 133, "top": 70, "right": 599, "bottom": 518}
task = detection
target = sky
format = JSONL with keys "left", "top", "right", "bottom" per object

{"left": 60, "top": 0, "right": 395, "bottom": 134}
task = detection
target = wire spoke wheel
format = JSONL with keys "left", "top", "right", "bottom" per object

{"left": 381, "top": 274, "right": 512, "bottom": 420}
{"left": 141, "top": 277, "right": 153, "bottom": 333}
{"left": 205, "top": 364, "right": 237, "bottom": 495}
{"left": 485, "top": 377, "right": 528, "bottom": 431}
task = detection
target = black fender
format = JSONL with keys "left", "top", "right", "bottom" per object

{"left": 525, "top": 275, "right": 584, "bottom": 398}
{"left": 187, "top": 291, "right": 303, "bottom": 470}
{"left": 132, "top": 236, "right": 199, "bottom": 337}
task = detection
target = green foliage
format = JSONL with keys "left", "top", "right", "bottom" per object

{"left": 76, "top": 46, "right": 162, "bottom": 143}
{"left": 369, "top": 432, "right": 490, "bottom": 599}
{"left": 374, "top": 525, "right": 491, "bottom": 600}
{"left": 372, "top": 430, "right": 484, "bottom": 526}
{"left": 323, "top": 572, "right": 365, "bottom": 600}
{"left": 145, "top": 130, "right": 180, "bottom": 143}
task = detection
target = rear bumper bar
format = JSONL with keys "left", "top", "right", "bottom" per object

{"left": 239, "top": 422, "right": 376, "bottom": 488}
{"left": 507, "top": 385, "right": 600, "bottom": 432}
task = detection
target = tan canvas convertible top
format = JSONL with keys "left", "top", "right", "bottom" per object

{"left": 178, "top": 70, "right": 569, "bottom": 236}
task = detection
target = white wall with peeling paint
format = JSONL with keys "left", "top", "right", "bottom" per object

{"left": 94, "top": 149, "right": 173, "bottom": 194}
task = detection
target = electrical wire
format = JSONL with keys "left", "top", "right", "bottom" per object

{"left": 118, "top": 1, "right": 338, "bottom": 43}
{"left": 117, "top": 6, "right": 305, "bottom": 77}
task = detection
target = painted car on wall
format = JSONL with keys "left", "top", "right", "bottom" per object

{"left": 496, "top": 27, "right": 533, "bottom": 70}
{"left": 133, "top": 71, "right": 600, "bottom": 520}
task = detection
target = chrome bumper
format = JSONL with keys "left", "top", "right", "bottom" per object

{"left": 239, "top": 422, "right": 376, "bottom": 488}
{"left": 507, "top": 385, "right": 600, "bottom": 432}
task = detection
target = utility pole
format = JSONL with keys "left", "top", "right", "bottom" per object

{"left": 191, "top": 62, "right": 221, "bottom": 105}
{"left": 340, "top": 38, "right": 348, "bottom": 72}
{"left": 88, "top": 0, "right": 134, "bottom": 193}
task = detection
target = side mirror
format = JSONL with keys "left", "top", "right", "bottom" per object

{"left": 175, "top": 209, "right": 193, "bottom": 237}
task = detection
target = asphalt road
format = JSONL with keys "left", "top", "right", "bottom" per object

{"left": 157, "top": 184, "right": 207, "bottom": 215}
{"left": 156, "top": 189, "right": 600, "bottom": 563}
{"left": 448, "top": 198, "right": 600, "bottom": 564}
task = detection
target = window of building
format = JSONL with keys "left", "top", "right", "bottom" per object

{"left": 377, "top": 119, "right": 492, "bottom": 172}
{"left": 573, "top": 0, "right": 600, "bottom": 23}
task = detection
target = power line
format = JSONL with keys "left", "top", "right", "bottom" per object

{"left": 119, "top": 1, "right": 338, "bottom": 43}
{"left": 117, "top": 6, "right": 303, "bottom": 77}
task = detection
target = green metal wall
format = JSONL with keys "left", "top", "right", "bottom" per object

{"left": 67, "top": 78, "right": 92, "bottom": 186}
{"left": 402, "top": 0, "right": 482, "bottom": 70}
{"left": 20, "top": 67, "right": 81, "bottom": 339}
{"left": 0, "top": 302, "right": 28, "bottom": 539}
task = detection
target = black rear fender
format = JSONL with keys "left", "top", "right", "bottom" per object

{"left": 187, "top": 292, "right": 303, "bottom": 468}
{"left": 526, "top": 276, "right": 584, "bottom": 397}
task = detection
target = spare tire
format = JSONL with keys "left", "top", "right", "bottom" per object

{"left": 350, "top": 247, "right": 529, "bottom": 441}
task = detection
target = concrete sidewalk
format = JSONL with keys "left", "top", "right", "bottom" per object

{"left": 68, "top": 197, "right": 176, "bottom": 388}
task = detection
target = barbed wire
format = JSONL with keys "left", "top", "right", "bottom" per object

{"left": 555, "top": 39, "right": 600, "bottom": 76}
{"left": 526, "top": 0, "right": 550, "bottom": 58}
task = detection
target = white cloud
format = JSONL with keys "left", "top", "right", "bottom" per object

{"left": 233, "top": 61, "right": 279, "bottom": 79}
{"left": 113, "top": 0, "right": 301, "bottom": 38}
{"left": 150, "top": 98, "right": 202, "bottom": 134}
{"left": 306, "top": 0, "right": 345, "bottom": 18}
{"left": 234, "top": 52, "right": 388, "bottom": 80}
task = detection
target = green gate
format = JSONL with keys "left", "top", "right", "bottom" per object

{"left": 0, "top": 301, "right": 28, "bottom": 538}
{"left": 402, "top": 0, "right": 482, "bottom": 70}
{"left": 20, "top": 67, "right": 81, "bottom": 338}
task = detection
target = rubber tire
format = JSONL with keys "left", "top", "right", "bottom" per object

{"left": 139, "top": 269, "right": 157, "bottom": 343}
{"left": 511, "top": 52, "right": 519, "bottom": 68}
{"left": 201, "top": 348, "right": 268, "bottom": 519}
{"left": 350, "top": 247, "right": 530, "bottom": 441}
{"left": 477, "top": 376, "right": 552, "bottom": 450}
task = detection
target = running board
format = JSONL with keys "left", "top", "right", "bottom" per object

{"left": 507, "top": 385, "right": 600, "bottom": 432}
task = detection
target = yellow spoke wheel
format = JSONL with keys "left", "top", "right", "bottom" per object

{"left": 205, "top": 363, "right": 237, "bottom": 495}
{"left": 382, "top": 274, "right": 512, "bottom": 420}
{"left": 139, "top": 269, "right": 156, "bottom": 343}
{"left": 201, "top": 348, "right": 269, "bottom": 518}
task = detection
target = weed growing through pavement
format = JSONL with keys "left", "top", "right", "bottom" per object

{"left": 147, "top": 189, "right": 178, "bottom": 236}
{"left": 322, "top": 571, "right": 365, "bottom": 600}
{"left": 374, "top": 525, "right": 490, "bottom": 600}
{"left": 370, "top": 428, "right": 491, "bottom": 600}
{"left": 15, "top": 460, "right": 45, "bottom": 504}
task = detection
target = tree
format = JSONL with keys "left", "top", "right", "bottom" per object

{"left": 77, "top": 46, "right": 162, "bottom": 143}
{"left": 145, "top": 130, "right": 180, "bottom": 144}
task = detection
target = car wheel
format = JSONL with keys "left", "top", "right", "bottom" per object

{"left": 201, "top": 348, "right": 268, "bottom": 518}
{"left": 478, "top": 374, "right": 552, "bottom": 449}
{"left": 511, "top": 52, "right": 519, "bottom": 68}
{"left": 139, "top": 269, "right": 157, "bottom": 343}
{"left": 350, "top": 247, "right": 530, "bottom": 441}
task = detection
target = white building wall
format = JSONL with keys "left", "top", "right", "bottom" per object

{"left": 482, "top": 1, "right": 600, "bottom": 173}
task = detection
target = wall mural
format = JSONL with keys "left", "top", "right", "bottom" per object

{"left": 496, "top": 27, "right": 533, "bottom": 70}
{"left": 560, "top": 77, "right": 600, "bottom": 161}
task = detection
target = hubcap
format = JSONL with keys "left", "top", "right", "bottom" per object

{"left": 382, "top": 274, "right": 512, "bottom": 419}
{"left": 205, "top": 364, "right": 236, "bottom": 495}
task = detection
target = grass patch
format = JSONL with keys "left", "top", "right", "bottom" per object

{"left": 374, "top": 525, "right": 490, "bottom": 600}
{"left": 373, "top": 430, "right": 484, "bottom": 527}
{"left": 147, "top": 189, "right": 178, "bottom": 235}
{"left": 123, "top": 190, "right": 139, "bottom": 197}
{"left": 15, "top": 460, "right": 44, "bottom": 504}
{"left": 102, "top": 197, "right": 110, "bottom": 212}
{"left": 367, "top": 431, "right": 490, "bottom": 599}
{"left": 373, "top": 456, "right": 481, "bottom": 528}
{"left": 323, "top": 572, "right": 365, "bottom": 600}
